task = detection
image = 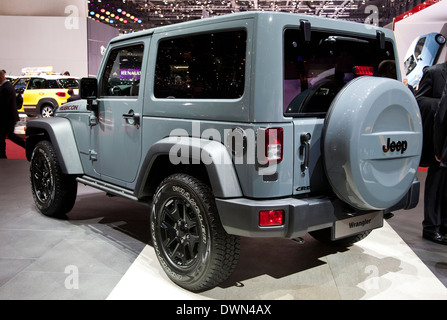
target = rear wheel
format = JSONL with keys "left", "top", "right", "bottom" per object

{"left": 41, "top": 105, "right": 54, "bottom": 117}
{"left": 30, "top": 140, "right": 77, "bottom": 218}
{"left": 151, "top": 173, "right": 240, "bottom": 292}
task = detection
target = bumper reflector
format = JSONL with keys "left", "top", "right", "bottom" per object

{"left": 259, "top": 210, "right": 284, "bottom": 226}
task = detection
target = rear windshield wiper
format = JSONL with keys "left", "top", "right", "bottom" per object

{"left": 323, "top": 36, "right": 369, "bottom": 44}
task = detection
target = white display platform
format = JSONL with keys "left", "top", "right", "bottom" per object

{"left": 107, "top": 221, "right": 447, "bottom": 300}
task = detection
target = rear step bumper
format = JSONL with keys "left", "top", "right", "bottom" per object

{"left": 215, "top": 178, "right": 420, "bottom": 238}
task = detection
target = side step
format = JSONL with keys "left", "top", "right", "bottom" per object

{"left": 76, "top": 176, "right": 138, "bottom": 201}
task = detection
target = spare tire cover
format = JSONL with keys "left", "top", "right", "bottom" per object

{"left": 323, "top": 76, "right": 422, "bottom": 210}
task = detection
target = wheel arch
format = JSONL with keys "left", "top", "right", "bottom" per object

{"left": 37, "top": 98, "right": 58, "bottom": 112}
{"left": 26, "top": 117, "right": 84, "bottom": 175}
{"left": 135, "top": 137, "right": 243, "bottom": 200}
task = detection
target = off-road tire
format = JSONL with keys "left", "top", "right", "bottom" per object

{"left": 30, "top": 140, "right": 77, "bottom": 218}
{"left": 151, "top": 173, "right": 240, "bottom": 292}
{"left": 310, "top": 228, "right": 371, "bottom": 247}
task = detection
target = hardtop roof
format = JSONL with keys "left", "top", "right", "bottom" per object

{"left": 109, "top": 11, "right": 390, "bottom": 45}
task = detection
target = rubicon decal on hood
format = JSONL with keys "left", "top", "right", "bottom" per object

{"left": 59, "top": 104, "right": 79, "bottom": 111}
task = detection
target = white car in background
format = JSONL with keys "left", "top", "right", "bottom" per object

{"left": 404, "top": 32, "right": 446, "bottom": 89}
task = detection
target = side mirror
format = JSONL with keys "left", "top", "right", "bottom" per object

{"left": 80, "top": 77, "right": 98, "bottom": 114}
{"left": 80, "top": 77, "right": 98, "bottom": 100}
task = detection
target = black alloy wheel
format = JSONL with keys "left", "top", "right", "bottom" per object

{"left": 151, "top": 173, "right": 240, "bottom": 292}
{"left": 31, "top": 149, "right": 53, "bottom": 204}
{"left": 30, "top": 140, "right": 77, "bottom": 218}
{"left": 160, "top": 196, "right": 202, "bottom": 268}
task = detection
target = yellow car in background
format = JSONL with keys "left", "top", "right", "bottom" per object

{"left": 12, "top": 76, "right": 29, "bottom": 114}
{"left": 13, "top": 75, "right": 79, "bottom": 117}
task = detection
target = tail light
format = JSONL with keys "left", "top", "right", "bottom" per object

{"left": 259, "top": 210, "right": 284, "bottom": 226}
{"left": 354, "top": 66, "right": 374, "bottom": 76}
{"left": 56, "top": 92, "right": 66, "bottom": 97}
{"left": 265, "top": 128, "right": 283, "bottom": 163}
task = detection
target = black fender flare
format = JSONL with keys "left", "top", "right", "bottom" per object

{"left": 37, "top": 97, "right": 58, "bottom": 111}
{"left": 26, "top": 117, "right": 84, "bottom": 174}
{"left": 135, "top": 137, "right": 243, "bottom": 199}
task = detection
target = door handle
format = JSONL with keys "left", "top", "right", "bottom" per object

{"left": 300, "top": 132, "right": 311, "bottom": 175}
{"left": 122, "top": 109, "right": 140, "bottom": 128}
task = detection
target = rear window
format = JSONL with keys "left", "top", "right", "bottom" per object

{"left": 58, "top": 78, "right": 79, "bottom": 89}
{"left": 284, "top": 29, "right": 396, "bottom": 117}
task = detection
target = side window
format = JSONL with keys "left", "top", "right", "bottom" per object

{"left": 100, "top": 44, "right": 144, "bottom": 97}
{"left": 47, "top": 80, "right": 59, "bottom": 89}
{"left": 28, "top": 78, "right": 46, "bottom": 90}
{"left": 14, "top": 78, "right": 29, "bottom": 91}
{"left": 154, "top": 30, "right": 247, "bottom": 99}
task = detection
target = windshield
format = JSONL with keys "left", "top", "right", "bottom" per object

{"left": 284, "top": 29, "right": 396, "bottom": 117}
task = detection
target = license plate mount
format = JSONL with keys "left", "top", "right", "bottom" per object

{"left": 332, "top": 211, "right": 383, "bottom": 240}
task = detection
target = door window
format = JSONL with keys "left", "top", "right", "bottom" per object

{"left": 13, "top": 78, "right": 29, "bottom": 92}
{"left": 28, "top": 78, "right": 46, "bottom": 90}
{"left": 100, "top": 44, "right": 144, "bottom": 97}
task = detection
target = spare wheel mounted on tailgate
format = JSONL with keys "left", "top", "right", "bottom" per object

{"left": 323, "top": 76, "right": 422, "bottom": 211}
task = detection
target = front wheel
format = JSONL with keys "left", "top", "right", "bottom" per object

{"left": 435, "top": 34, "right": 446, "bottom": 45}
{"left": 30, "top": 140, "right": 77, "bottom": 218}
{"left": 151, "top": 173, "right": 240, "bottom": 292}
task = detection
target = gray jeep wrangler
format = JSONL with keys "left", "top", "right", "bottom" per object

{"left": 26, "top": 11, "right": 422, "bottom": 292}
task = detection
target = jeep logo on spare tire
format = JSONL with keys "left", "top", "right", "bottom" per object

{"left": 382, "top": 138, "right": 408, "bottom": 154}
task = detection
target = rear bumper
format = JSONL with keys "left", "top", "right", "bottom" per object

{"left": 215, "top": 178, "right": 420, "bottom": 238}
{"left": 386, "top": 177, "right": 420, "bottom": 212}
